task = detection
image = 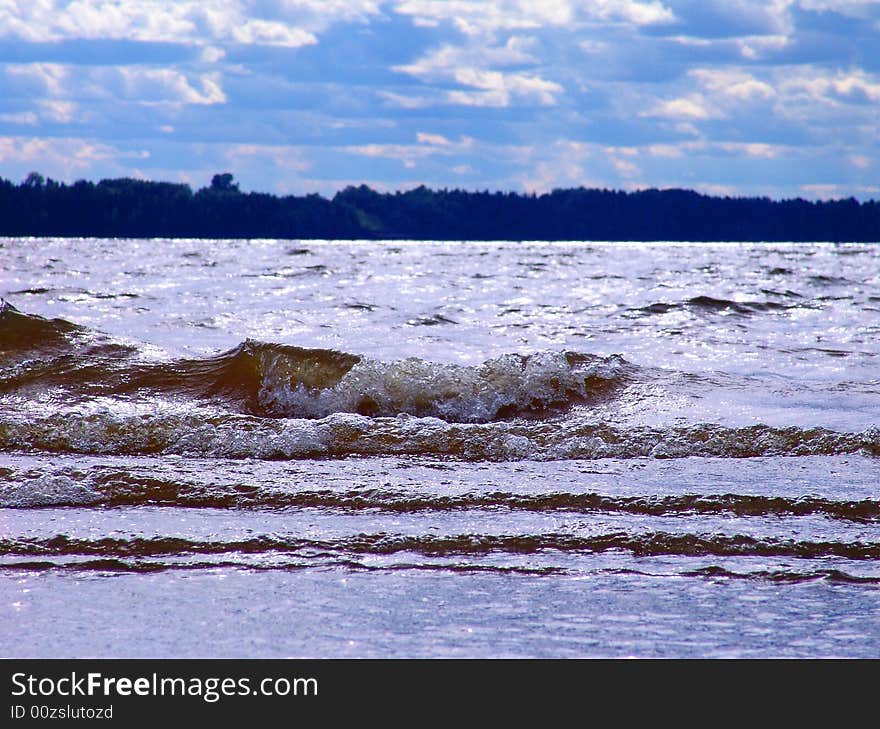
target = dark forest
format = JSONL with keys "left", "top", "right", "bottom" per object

{"left": 1, "top": 172, "right": 877, "bottom": 241}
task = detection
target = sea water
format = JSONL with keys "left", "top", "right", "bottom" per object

{"left": 1, "top": 238, "right": 879, "bottom": 657}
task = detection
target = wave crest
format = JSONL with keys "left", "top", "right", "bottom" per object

{"left": 0, "top": 300, "right": 84, "bottom": 363}
{"left": 0, "top": 304, "right": 630, "bottom": 421}
{"left": 132, "top": 342, "right": 630, "bottom": 422}
{"left": 257, "top": 349, "right": 629, "bottom": 422}
{"left": 2, "top": 411, "right": 877, "bottom": 461}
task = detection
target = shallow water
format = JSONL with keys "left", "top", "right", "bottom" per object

{"left": 1, "top": 238, "right": 879, "bottom": 657}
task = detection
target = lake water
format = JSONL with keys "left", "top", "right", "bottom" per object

{"left": 2, "top": 238, "right": 879, "bottom": 657}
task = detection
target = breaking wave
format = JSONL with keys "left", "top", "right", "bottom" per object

{"left": 4, "top": 471, "right": 880, "bottom": 521}
{"left": 0, "top": 299, "right": 87, "bottom": 362}
{"left": 2, "top": 303, "right": 878, "bottom": 462}
{"left": 254, "top": 347, "right": 629, "bottom": 421}
{"left": 1, "top": 410, "right": 877, "bottom": 461}
{"left": 1, "top": 302, "right": 631, "bottom": 422}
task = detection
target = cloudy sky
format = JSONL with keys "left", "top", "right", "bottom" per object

{"left": 0, "top": 0, "right": 878, "bottom": 199}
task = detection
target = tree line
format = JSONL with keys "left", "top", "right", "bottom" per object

{"left": 0, "top": 172, "right": 877, "bottom": 241}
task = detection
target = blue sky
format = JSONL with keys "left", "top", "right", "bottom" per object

{"left": 0, "top": 0, "right": 878, "bottom": 199}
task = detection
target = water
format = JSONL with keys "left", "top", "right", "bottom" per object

{"left": 2, "top": 238, "right": 879, "bottom": 657}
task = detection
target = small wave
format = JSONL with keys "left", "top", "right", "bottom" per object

{"left": 0, "top": 475, "right": 102, "bottom": 507}
{"left": 80, "top": 342, "right": 631, "bottom": 422}
{"left": 1, "top": 307, "right": 631, "bottom": 422}
{"left": 810, "top": 275, "right": 851, "bottom": 286}
{"left": 17, "top": 475, "right": 879, "bottom": 522}
{"left": 4, "top": 532, "right": 879, "bottom": 561}
{"left": 123, "top": 340, "right": 361, "bottom": 415}
{"left": 406, "top": 314, "right": 458, "bottom": 326}
{"left": 6, "top": 287, "right": 54, "bottom": 296}
{"left": 257, "top": 349, "right": 630, "bottom": 422}
{"left": 683, "top": 566, "right": 880, "bottom": 585}
{"left": 0, "top": 302, "right": 136, "bottom": 396}
{"left": 0, "top": 300, "right": 84, "bottom": 363}
{"left": 760, "top": 288, "right": 803, "bottom": 299}
{"left": 634, "top": 296, "right": 795, "bottom": 317}
{"left": 0, "top": 559, "right": 562, "bottom": 575}
{"left": 1, "top": 411, "right": 877, "bottom": 461}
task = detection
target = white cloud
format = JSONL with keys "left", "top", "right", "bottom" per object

{"left": 343, "top": 134, "right": 474, "bottom": 167}
{"left": 0, "top": 1, "right": 192, "bottom": 43}
{"left": 378, "top": 90, "right": 436, "bottom": 109}
{"left": 718, "top": 142, "right": 781, "bottom": 159}
{"left": 708, "top": 0, "right": 797, "bottom": 35}
{"left": 610, "top": 156, "right": 640, "bottom": 176}
{"left": 200, "top": 46, "right": 227, "bottom": 63}
{"left": 416, "top": 132, "right": 452, "bottom": 145}
{"left": 3, "top": 63, "right": 227, "bottom": 106}
{"left": 392, "top": 0, "right": 674, "bottom": 36}
{"left": 518, "top": 141, "right": 601, "bottom": 192}
{"left": 604, "top": 145, "right": 639, "bottom": 156}
{"left": 6, "top": 63, "right": 69, "bottom": 97}
{"left": 398, "top": 35, "right": 539, "bottom": 74}
{"left": 0, "top": 111, "right": 39, "bottom": 125}
{"left": 228, "top": 18, "right": 315, "bottom": 46}
{"left": 647, "top": 140, "right": 784, "bottom": 160}
{"left": 781, "top": 68, "right": 880, "bottom": 104}
{"left": 277, "top": 0, "right": 383, "bottom": 27}
{"left": 674, "top": 122, "right": 702, "bottom": 137}
{"left": 648, "top": 144, "right": 683, "bottom": 158}
{"left": 690, "top": 68, "right": 776, "bottom": 101}
{"left": 394, "top": 38, "right": 563, "bottom": 107}
{"left": 692, "top": 182, "right": 737, "bottom": 197}
{"left": 0, "top": 135, "right": 124, "bottom": 179}
{"left": 667, "top": 35, "right": 714, "bottom": 47}
{"left": 797, "top": 0, "right": 880, "bottom": 18}
{"left": 522, "top": 160, "right": 590, "bottom": 193}
{"left": 589, "top": 0, "right": 675, "bottom": 25}
{"left": 825, "top": 70, "right": 880, "bottom": 101}
{"left": 737, "top": 34, "right": 789, "bottom": 59}
{"left": 0, "top": 0, "right": 374, "bottom": 47}
{"left": 393, "top": 0, "right": 569, "bottom": 35}
{"left": 393, "top": 38, "right": 538, "bottom": 85}
{"left": 224, "top": 143, "right": 311, "bottom": 174}
{"left": 800, "top": 183, "right": 843, "bottom": 198}
{"left": 39, "top": 100, "right": 78, "bottom": 122}
{"left": 642, "top": 94, "right": 715, "bottom": 119}
{"left": 640, "top": 68, "right": 778, "bottom": 127}
{"left": 446, "top": 70, "right": 562, "bottom": 107}
{"left": 578, "top": 39, "right": 608, "bottom": 53}
{"left": 117, "top": 69, "right": 227, "bottom": 105}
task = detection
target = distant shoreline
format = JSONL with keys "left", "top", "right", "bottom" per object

{"left": 2, "top": 173, "right": 878, "bottom": 242}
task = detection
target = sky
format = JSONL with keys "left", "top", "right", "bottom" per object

{"left": 0, "top": 0, "right": 878, "bottom": 199}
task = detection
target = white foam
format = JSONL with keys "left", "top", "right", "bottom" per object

{"left": 256, "top": 350, "right": 629, "bottom": 422}
{"left": 0, "top": 409, "right": 876, "bottom": 463}
{"left": 0, "top": 475, "right": 102, "bottom": 507}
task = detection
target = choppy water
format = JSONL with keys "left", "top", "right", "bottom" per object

{"left": 2, "top": 238, "right": 879, "bottom": 657}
